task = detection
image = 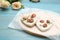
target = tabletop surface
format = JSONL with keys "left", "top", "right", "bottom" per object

{"left": 0, "top": 0, "right": 60, "bottom": 40}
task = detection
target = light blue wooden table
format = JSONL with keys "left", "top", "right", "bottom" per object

{"left": 0, "top": 0, "right": 60, "bottom": 40}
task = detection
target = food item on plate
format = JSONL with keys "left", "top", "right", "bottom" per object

{"left": 40, "top": 20, "right": 44, "bottom": 23}
{"left": 27, "top": 18, "right": 34, "bottom": 23}
{"left": 43, "top": 23, "right": 47, "bottom": 28}
{"left": 22, "top": 16, "right": 28, "bottom": 20}
{"left": 21, "top": 13, "right": 36, "bottom": 27}
{"left": 31, "top": 13, "right": 36, "bottom": 18}
{"left": 46, "top": 20, "right": 50, "bottom": 23}
{"left": 36, "top": 19, "right": 53, "bottom": 32}
{"left": 12, "top": 2, "right": 21, "bottom": 9}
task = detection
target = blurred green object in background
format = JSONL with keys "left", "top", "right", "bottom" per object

{"left": 6, "top": 0, "right": 21, "bottom": 4}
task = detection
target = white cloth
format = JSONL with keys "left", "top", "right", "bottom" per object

{"left": 8, "top": 8, "right": 60, "bottom": 40}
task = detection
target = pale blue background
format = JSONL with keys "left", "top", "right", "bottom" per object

{"left": 0, "top": 0, "right": 60, "bottom": 40}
